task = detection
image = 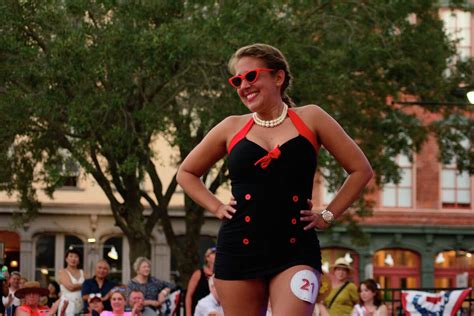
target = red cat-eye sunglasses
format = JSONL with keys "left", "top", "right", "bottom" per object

{"left": 228, "top": 68, "right": 274, "bottom": 88}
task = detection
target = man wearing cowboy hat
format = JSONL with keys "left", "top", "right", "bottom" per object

{"left": 14, "top": 281, "right": 67, "bottom": 316}
{"left": 324, "top": 258, "right": 358, "bottom": 316}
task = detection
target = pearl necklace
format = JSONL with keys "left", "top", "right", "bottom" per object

{"left": 252, "top": 103, "right": 288, "bottom": 128}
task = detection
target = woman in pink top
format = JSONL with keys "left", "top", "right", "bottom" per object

{"left": 100, "top": 287, "right": 138, "bottom": 316}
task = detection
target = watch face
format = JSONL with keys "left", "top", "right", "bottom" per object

{"left": 322, "top": 210, "right": 334, "bottom": 223}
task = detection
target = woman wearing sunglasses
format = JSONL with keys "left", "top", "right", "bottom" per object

{"left": 177, "top": 43, "right": 373, "bottom": 316}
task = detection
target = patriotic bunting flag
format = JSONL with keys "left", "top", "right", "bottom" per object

{"left": 402, "top": 288, "right": 471, "bottom": 316}
{"left": 159, "top": 289, "right": 181, "bottom": 316}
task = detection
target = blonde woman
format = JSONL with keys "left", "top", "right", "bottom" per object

{"left": 127, "top": 257, "right": 174, "bottom": 312}
{"left": 185, "top": 247, "right": 216, "bottom": 316}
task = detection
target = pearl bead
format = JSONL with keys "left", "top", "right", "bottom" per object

{"left": 252, "top": 103, "right": 288, "bottom": 128}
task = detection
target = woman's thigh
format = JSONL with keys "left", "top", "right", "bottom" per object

{"left": 269, "top": 265, "right": 321, "bottom": 316}
{"left": 214, "top": 278, "right": 268, "bottom": 316}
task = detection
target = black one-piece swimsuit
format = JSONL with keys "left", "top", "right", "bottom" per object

{"left": 214, "top": 108, "right": 322, "bottom": 280}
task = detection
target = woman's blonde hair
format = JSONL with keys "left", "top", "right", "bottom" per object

{"left": 133, "top": 257, "right": 151, "bottom": 273}
{"left": 228, "top": 43, "right": 295, "bottom": 107}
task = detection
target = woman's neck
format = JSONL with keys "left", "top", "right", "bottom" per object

{"left": 362, "top": 301, "right": 376, "bottom": 310}
{"left": 203, "top": 265, "right": 213, "bottom": 275}
{"left": 135, "top": 274, "right": 148, "bottom": 283}
{"left": 333, "top": 279, "right": 347, "bottom": 288}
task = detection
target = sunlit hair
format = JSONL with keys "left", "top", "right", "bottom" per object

{"left": 96, "top": 259, "right": 110, "bottom": 269}
{"left": 358, "top": 278, "right": 383, "bottom": 307}
{"left": 228, "top": 43, "right": 295, "bottom": 107}
{"left": 204, "top": 247, "right": 216, "bottom": 265}
{"left": 133, "top": 257, "right": 151, "bottom": 274}
{"left": 110, "top": 286, "right": 127, "bottom": 300}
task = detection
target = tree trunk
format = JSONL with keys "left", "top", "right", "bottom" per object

{"left": 126, "top": 233, "right": 152, "bottom": 279}
{"left": 176, "top": 197, "right": 205, "bottom": 286}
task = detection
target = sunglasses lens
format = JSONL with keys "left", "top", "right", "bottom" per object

{"left": 245, "top": 70, "right": 257, "bottom": 83}
{"left": 230, "top": 77, "right": 242, "bottom": 87}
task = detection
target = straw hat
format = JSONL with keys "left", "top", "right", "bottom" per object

{"left": 331, "top": 258, "right": 354, "bottom": 271}
{"left": 15, "top": 281, "right": 49, "bottom": 298}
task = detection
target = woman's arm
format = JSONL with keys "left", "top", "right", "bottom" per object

{"left": 58, "top": 270, "right": 82, "bottom": 292}
{"left": 185, "top": 269, "right": 201, "bottom": 316}
{"left": 300, "top": 105, "right": 374, "bottom": 230}
{"left": 177, "top": 116, "right": 238, "bottom": 219}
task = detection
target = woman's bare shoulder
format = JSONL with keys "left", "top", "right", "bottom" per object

{"left": 292, "top": 104, "right": 324, "bottom": 116}
{"left": 216, "top": 114, "right": 253, "bottom": 135}
{"left": 291, "top": 104, "right": 329, "bottom": 132}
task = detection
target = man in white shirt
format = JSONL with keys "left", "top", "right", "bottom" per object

{"left": 1, "top": 271, "right": 21, "bottom": 316}
{"left": 194, "top": 275, "right": 224, "bottom": 316}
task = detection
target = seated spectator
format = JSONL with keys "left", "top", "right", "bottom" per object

{"left": 2, "top": 271, "right": 21, "bottom": 316}
{"left": 82, "top": 259, "right": 117, "bottom": 311}
{"left": 351, "top": 279, "right": 388, "bottom": 316}
{"left": 46, "top": 281, "right": 60, "bottom": 308}
{"left": 100, "top": 287, "right": 137, "bottom": 316}
{"left": 14, "top": 281, "right": 67, "bottom": 316}
{"left": 194, "top": 275, "right": 223, "bottom": 316}
{"left": 128, "top": 289, "right": 155, "bottom": 316}
{"left": 86, "top": 293, "right": 105, "bottom": 316}
{"left": 127, "top": 257, "right": 174, "bottom": 312}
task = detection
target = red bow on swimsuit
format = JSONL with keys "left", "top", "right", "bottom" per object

{"left": 254, "top": 146, "right": 281, "bottom": 169}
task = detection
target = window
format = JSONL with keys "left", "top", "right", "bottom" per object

{"left": 441, "top": 138, "right": 471, "bottom": 208}
{"left": 382, "top": 155, "right": 413, "bottom": 207}
{"left": 102, "top": 237, "right": 123, "bottom": 284}
{"left": 373, "top": 249, "right": 420, "bottom": 290}
{"left": 435, "top": 250, "right": 474, "bottom": 287}
{"left": 59, "top": 156, "right": 80, "bottom": 187}
{"left": 441, "top": 168, "right": 471, "bottom": 208}
{"left": 35, "top": 235, "right": 56, "bottom": 287}
{"left": 440, "top": 9, "right": 471, "bottom": 60}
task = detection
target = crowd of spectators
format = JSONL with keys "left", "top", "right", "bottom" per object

{"left": 0, "top": 251, "right": 175, "bottom": 316}
{"left": 1, "top": 251, "right": 387, "bottom": 316}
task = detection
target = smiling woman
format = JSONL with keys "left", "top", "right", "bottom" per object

{"left": 177, "top": 43, "right": 373, "bottom": 316}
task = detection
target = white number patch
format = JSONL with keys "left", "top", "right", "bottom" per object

{"left": 290, "top": 270, "right": 319, "bottom": 304}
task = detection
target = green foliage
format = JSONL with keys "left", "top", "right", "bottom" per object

{"left": 0, "top": 0, "right": 472, "bottom": 280}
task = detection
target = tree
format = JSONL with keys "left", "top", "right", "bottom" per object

{"left": 0, "top": 0, "right": 471, "bottom": 284}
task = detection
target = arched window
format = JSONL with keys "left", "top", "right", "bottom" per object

{"left": 102, "top": 237, "right": 123, "bottom": 284}
{"left": 35, "top": 234, "right": 56, "bottom": 286}
{"left": 373, "top": 249, "right": 420, "bottom": 289}
{"left": 434, "top": 250, "right": 474, "bottom": 287}
{"left": 321, "top": 248, "right": 359, "bottom": 284}
{"left": 0, "top": 231, "right": 20, "bottom": 272}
